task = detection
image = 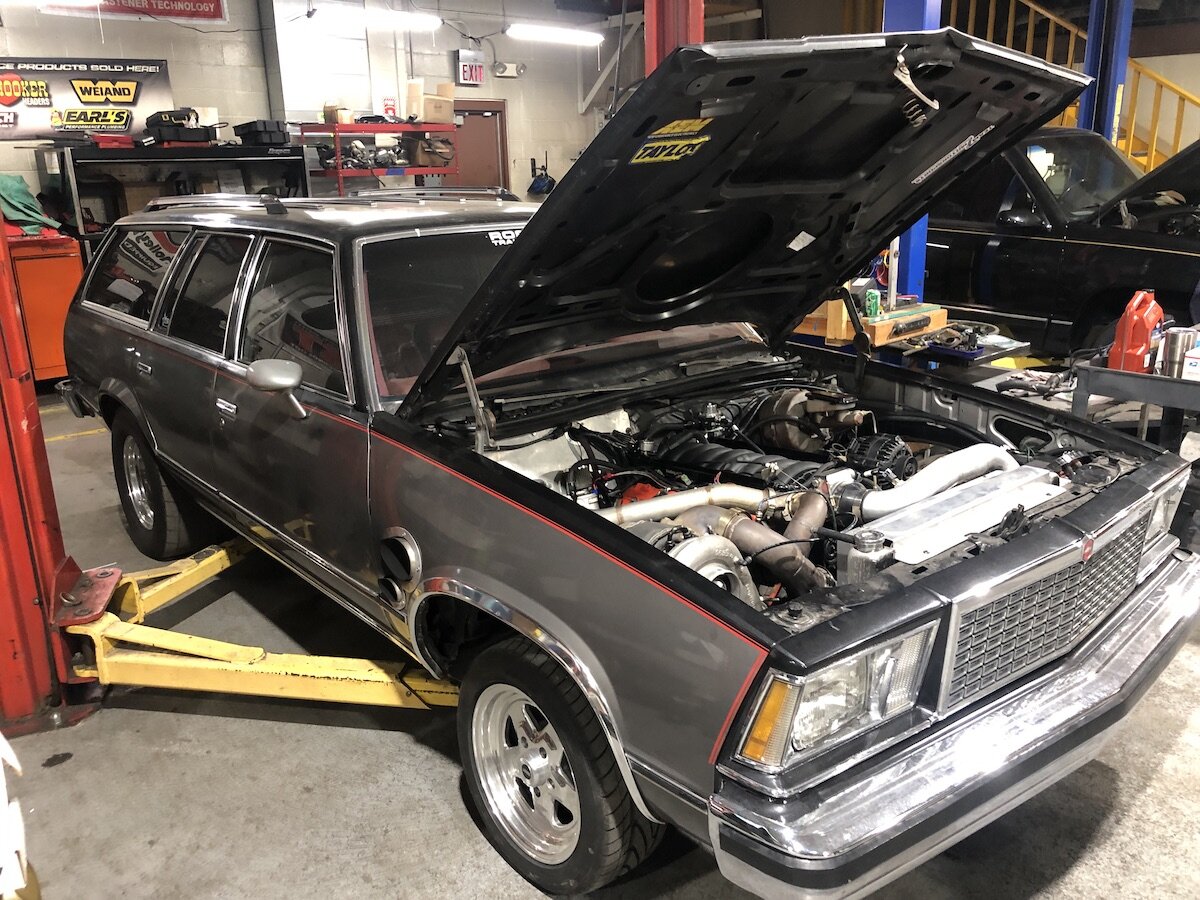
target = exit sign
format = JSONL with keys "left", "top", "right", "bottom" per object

{"left": 456, "top": 49, "right": 484, "bottom": 86}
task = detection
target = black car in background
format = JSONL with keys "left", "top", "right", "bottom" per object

{"left": 925, "top": 127, "right": 1200, "bottom": 353}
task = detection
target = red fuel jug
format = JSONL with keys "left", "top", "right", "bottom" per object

{"left": 1107, "top": 289, "right": 1164, "bottom": 373}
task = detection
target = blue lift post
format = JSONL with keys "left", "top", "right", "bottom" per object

{"left": 882, "top": 0, "right": 940, "bottom": 299}
{"left": 1077, "top": 0, "right": 1135, "bottom": 141}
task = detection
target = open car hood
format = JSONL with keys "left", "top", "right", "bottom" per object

{"left": 1095, "top": 137, "right": 1200, "bottom": 220}
{"left": 402, "top": 28, "right": 1087, "bottom": 416}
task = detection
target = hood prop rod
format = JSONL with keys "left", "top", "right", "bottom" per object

{"left": 448, "top": 346, "right": 496, "bottom": 452}
{"left": 832, "top": 286, "right": 874, "bottom": 391}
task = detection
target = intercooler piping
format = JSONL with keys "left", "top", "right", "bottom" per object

{"left": 598, "top": 484, "right": 776, "bottom": 526}
{"left": 674, "top": 492, "right": 833, "bottom": 594}
{"left": 841, "top": 443, "right": 1020, "bottom": 521}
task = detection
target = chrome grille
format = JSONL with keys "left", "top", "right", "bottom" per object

{"left": 945, "top": 514, "right": 1150, "bottom": 711}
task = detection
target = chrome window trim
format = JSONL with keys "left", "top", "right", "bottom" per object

{"left": 79, "top": 301, "right": 154, "bottom": 331}
{"left": 414, "top": 574, "right": 663, "bottom": 825}
{"left": 229, "top": 234, "right": 352, "bottom": 405}
{"left": 79, "top": 225, "right": 193, "bottom": 327}
{"left": 351, "top": 220, "right": 531, "bottom": 412}
{"left": 151, "top": 230, "right": 206, "bottom": 334}
{"left": 152, "top": 230, "right": 256, "bottom": 355}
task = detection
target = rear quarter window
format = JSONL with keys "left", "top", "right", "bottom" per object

{"left": 83, "top": 228, "right": 188, "bottom": 321}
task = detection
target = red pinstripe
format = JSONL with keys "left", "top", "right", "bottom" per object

{"left": 127, "top": 341, "right": 769, "bottom": 761}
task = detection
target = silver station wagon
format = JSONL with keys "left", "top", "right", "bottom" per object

{"left": 59, "top": 30, "right": 1199, "bottom": 900}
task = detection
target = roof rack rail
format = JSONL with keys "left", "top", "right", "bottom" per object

{"left": 141, "top": 193, "right": 304, "bottom": 213}
{"left": 350, "top": 186, "right": 522, "bottom": 202}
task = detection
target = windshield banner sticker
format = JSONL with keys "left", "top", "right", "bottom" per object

{"left": 488, "top": 229, "right": 521, "bottom": 246}
{"left": 630, "top": 118, "right": 713, "bottom": 165}
{"left": 911, "top": 124, "right": 996, "bottom": 185}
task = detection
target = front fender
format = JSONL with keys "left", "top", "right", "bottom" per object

{"left": 368, "top": 420, "right": 771, "bottom": 810}
{"left": 411, "top": 570, "right": 662, "bottom": 823}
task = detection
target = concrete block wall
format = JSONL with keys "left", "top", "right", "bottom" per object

{"left": 0, "top": 0, "right": 271, "bottom": 190}
{"left": 268, "top": 0, "right": 602, "bottom": 198}
{"left": 405, "top": 0, "right": 601, "bottom": 197}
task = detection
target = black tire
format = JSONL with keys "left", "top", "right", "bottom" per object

{"left": 110, "top": 409, "right": 219, "bottom": 560}
{"left": 458, "top": 636, "right": 664, "bottom": 894}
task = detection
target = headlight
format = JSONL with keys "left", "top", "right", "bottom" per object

{"left": 1149, "top": 469, "right": 1191, "bottom": 541}
{"left": 737, "top": 622, "right": 938, "bottom": 771}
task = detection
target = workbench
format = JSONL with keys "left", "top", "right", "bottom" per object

{"left": 1071, "top": 363, "right": 1200, "bottom": 453}
{"left": 795, "top": 298, "right": 948, "bottom": 346}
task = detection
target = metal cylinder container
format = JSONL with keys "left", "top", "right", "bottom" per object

{"left": 1162, "top": 328, "right": 1198, "bottom": 379}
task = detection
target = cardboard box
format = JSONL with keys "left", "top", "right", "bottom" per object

{"left": 405, "top": 135, "right": 455, "bottom": 167}
{"left": 422, "top": 94, "right": 454, "bottom": 123}
{"left": 323, "top": 104, "right": 353, "bottom": 125}
{"left": 120, "top": 181, "right": 169, "bottom": 216}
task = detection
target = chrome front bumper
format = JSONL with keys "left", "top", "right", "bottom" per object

{"left": 709, "top": 548, "right": 1200, "bottom": 900}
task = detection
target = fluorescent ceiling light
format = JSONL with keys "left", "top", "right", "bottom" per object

{"left": 505, "top": 23, "right": 604, "bottom": 46}
{"left": 367, "top": 10, "right": 442, "bottom": 32}
{"left": 390, "top": 10, "right": 442, "bottom": 31}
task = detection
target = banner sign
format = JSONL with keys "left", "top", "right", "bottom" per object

{"left": 0, "top": 58, "right": 173, "bottom": 140}
{"left": 37, "top": 1, "right": 227, "bottom": 23}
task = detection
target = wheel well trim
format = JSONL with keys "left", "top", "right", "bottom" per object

{"left": 412, "top": 576, "right": 663, "bottom": 824}
{"left": 98, "top": 379, "right": 156, "bottom": 449}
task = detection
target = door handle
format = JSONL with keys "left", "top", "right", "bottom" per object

{"left": 136, "top": 362, "right": 153, "bottom": 375}
{"left": 215, "top": 398, "right": 238, "bottom": 418}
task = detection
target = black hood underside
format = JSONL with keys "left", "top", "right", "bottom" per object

{"left": 403, "top": 29, "right": 1088, "bottom": 416}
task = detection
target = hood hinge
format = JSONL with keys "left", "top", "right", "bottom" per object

{"left": 448, "top": 345, "right": 496, "bottom": 452}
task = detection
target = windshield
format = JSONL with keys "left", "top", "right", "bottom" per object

{"left": 1023, "top": 132, "right": 1140, "bottom": 216}
{"left": 363, "top": 232, "right": 767, "bottom": 402}
{"left": 363, "top": 231, "right": 508, "bottom": 399}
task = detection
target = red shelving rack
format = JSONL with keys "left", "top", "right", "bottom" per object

{"left": 299, "top": 122, "right": 458, "bottom": 196}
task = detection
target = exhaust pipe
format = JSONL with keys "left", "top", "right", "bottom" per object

{"left": 674, "top": 492, "right": 833, "bottom": 594}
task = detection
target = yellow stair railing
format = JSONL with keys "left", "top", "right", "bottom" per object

{"left": 949, "top": 0, "right": 1086, "bottom": 68}
{"left": 944, "top": 0, "right": 1196, "bottom": 171}
{"left": 1117, "top": 60, "right": 1200, "bottom": 172}
{"left": 945, "top": 0, "right": 1085, "bottom": 126}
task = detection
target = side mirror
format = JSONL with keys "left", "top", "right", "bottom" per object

{"left": 998, "top": 208, "right": 1045, "bottom": 229}
{"left": 246, "top": 359, "right": 308, "bottom": 419}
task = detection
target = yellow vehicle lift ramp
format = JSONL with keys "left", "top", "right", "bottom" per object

{"left": 66, "top": 540, "right": 458, "bottom": 711}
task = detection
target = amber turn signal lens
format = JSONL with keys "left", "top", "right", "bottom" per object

{"left": 740, "top": 677, "right": 800, "bottom": 767}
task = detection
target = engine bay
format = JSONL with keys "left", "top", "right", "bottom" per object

{"left": 482, "top": 376, "right": 1139, "bottom": 631}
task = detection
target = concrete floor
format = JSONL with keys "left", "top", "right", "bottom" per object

{"left": 8, "top": 395, "right": 1200, "bottom": 900}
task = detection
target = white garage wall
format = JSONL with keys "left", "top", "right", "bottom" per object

{"left": 0, "top": 0, "right": 272, "bottom": 188}
{"left": 266, "top": 0, "right": 602, "bottom": 197}
{"left": 0, "top": 1, "right": 603, "bottom": 202}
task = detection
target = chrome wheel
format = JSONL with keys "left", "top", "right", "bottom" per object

{"left": 471, "top": 683, "right": 581, "bottom": 865}
{"left": 121, "top": 436, "right": 154, "bottom": 530}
